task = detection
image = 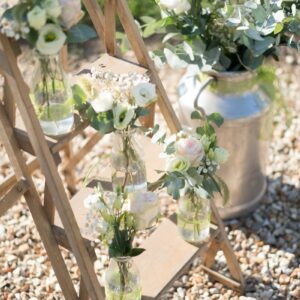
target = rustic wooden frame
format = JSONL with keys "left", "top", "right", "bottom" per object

{"left": 0, "top": 0, "right": 244, "bottom": 298}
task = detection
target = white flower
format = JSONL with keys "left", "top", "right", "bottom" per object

{"left": 113, "top": 102, "right": 135, "bottom": 130}
{"left": 43, "top": 0, "right": 61, "bottom": 18}
{"left": 36, "top": 24, "right": 66, "bottom": 55}
{"left": 27, "top": 6, "right": 46, "bottom": 30}
{"left": 166, "top": 155, "right": 190, "bottom": 173}
{"left": 131, "top": 82, "right": 157, "bottom": 107}
{"left": 175, "top": 136, "right": 204, "bottom": 167}
{"left": 273, "top": 10, "right": 285, "bottom": 23}
{"left": 160, "top": 0, "right": 191, "bottom": 14}
{"left": 59, "top": 0, "right": 84, "bottom": 29}
{"left": 90, "top": 91, "right": 114, "bottom": 113}
{"left": 83, "top": 193, "right": 99, "bottom": 209}
{"left": 129, "top": 191, "right": 160, "bottom": 230}
{"left": 213, "top": 147, "right": 229, "bottom": 164}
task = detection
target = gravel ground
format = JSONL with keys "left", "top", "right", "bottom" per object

{"left": 0, "top": 44, "right": 299, "bottom": 300}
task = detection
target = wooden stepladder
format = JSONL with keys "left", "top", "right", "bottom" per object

{"left": 0, "top": 0, "right": 245, "bottom": 299}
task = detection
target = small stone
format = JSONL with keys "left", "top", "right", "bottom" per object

{"left": 279, "top": 274, "right": 290, "bottom": 285}
{"left": 177, "top": 287, "right": 185, "bottom": 298}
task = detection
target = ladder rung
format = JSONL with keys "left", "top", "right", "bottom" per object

{"left": 0, "top": 178, "right": 29, "bottom": 216}
{"left": 52, "top": 224, "right": 97, "bottom": 262}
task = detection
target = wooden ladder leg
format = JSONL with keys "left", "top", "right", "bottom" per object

{"left": 200, "top": 201, "right": 245, "bottom": 292}
{"left": 0, "top": 105, "right": 79, "bottom": 299}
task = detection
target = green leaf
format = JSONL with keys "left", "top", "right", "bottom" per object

{"left": 152, "top": 124, "right": 160, "bottom": 135}
{"left": 87, "top": 108, "right": 115, "bottom": 134}
{"left": 245, "top": 28, "right": 264, "bottom": 41}
{"left": 274, "top": 22, "right": 284, "bottom": 34}
{"left": 129, "top": 248, "right": 145, "bottom": 257}
{"left": 164, "top": 173, "right": 185, "bottom": 200}
{"left": 214, "top": 175, "right": 230, "bottom": 205}
{"left": 72, "top": 84, "right": 87, "bottom": 108}
{"left": 191, "top": 110, "right": 202, "bottom": 120}
{"left": 207, "top": 113, "right": 224, "bottom": 127}
{"left": 165, "top": 141, "right": 176, "bottom": 155}
{"left": 67, "top": 24, "right": 97, "bottom": 44}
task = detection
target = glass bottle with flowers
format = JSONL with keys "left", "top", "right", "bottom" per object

{"left": 0, "top": 0, "right": 95, "bottom": 136}
{"left": 84, "top": 186, "right": 145, "bottom": 300}
{"left": 73, "top": 71, "right": 160, "bottom": 229}
{"left": 151, "top": 110, "right": 229, "bottom": 245}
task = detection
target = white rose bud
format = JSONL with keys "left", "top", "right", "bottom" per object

{"left": 36, "top": 24, "right": 66, "bottom": 55}
{"left": 160, "top": 0, "right": 191, "bottom": 14}
{"left": 90, "top": 91, "right": 114, "bottom": 113}
{"left": 129, "top": 191, "right": 160, "bottom": 230}
{"left": 213, "top": 147, "right": 229, "bottom": 164}
{"left": 113, "top": 102, "right": 135, "bottom": 130}
{"left": 27, "top": 6, "right": 46, "bottom": 30}
{"left": 175, "top": 136, "right": 204, "bottom": 167}
{"left": 59, "top": 0, "right": 84, "bottom": 29}
{"left": 166, "top": 155, "right": 190, "bottom": 173}
{"left": 43, "top": 0, "right": 62, "bottom": 18}
{"left": 131, "top": 82, "right": 157, "bottom": 107}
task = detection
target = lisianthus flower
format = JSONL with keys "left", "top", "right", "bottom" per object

{"left": 43, "top": 0, "right": 61, "bottom": 18}
{"left": 36, "top": 24, "right": 66, "bottom": 55}
{"left": 90, "top": 91, "right": 114, "bottom": 113}
{"left": 175, "top": 136, "right": 204, "bottom": 167}
{"left": 113, "top": 102, "right": 135, "bottom": 130}
{"left": 131, "top": 82, "right": 157, "bottom": 107}
{"left": 166, "top": 155, "right": 190, "bottom": 173}
{"left": 27, "top": 6, "right": 46, "bottom": 30}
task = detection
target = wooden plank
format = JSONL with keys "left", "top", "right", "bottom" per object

{"left": 0, "top": 179, "right": 29, "bottom": 216}
{"left": 116, "top": 0, "right": 181, "bottom": 133}
{"left": 201, "top": 265, "right": 243, "bottom": 292}
{"left": 0, "top": 34, "right": 105, "bottom": 300}
{"left": 78, "top": 54, "right": 147, "bottom": 75}
{"left": 82, "top": 0, "right": 105, "bottom": 44}
{"left": 104, "top": 0, "right": 117, "bottom": 56}
{"left": 3, "top": 81, "right": 16, "bottom": 125}
{"left": 0, "top": 103, "right": 79, "bottom": 299}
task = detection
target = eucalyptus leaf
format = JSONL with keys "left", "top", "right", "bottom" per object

{"left": 67, "top": 24, "right": 97, "bottom": 44}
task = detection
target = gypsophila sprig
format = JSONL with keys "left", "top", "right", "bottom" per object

{"left": 0, "top": 0, "right": 95, "bottom": 54}
{"left": 73, "top": 71, "right": 158, "bottom": 134}
{"left": 150, "top": 110, "right": 229, "bottom": 202}
{"left": 84, "top": 185, "right": 145, "bottom": 258}
{"left": 149, "top": 0, "right": 300, "bottom": 71}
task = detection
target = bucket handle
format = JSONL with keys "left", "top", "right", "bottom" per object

{"left": 193, "top": 76, "right": 215, "bottom": 115}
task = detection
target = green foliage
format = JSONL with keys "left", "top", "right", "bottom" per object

{"left": 149, "top": 0, "right": 300, "bottom": 71}
{"left": 67, "top": 24, "right": 97, "bottom": 44}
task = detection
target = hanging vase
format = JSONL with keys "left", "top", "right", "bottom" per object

{"left": 111, "top": 129, "right": 147, "bottom": 193}
{"left": 31, "top": 52, "right": 74, "bottom": 136}
{"left": 177, "top": 190, "right": 211, "bottom": 245}
{"left": 104, "top": 256, "right": 142, "bottom": 300}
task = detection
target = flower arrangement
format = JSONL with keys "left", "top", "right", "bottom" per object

{"left": 152, "top": 111, "right": 229, "bottom": 201}
{"left": 150, "top": 0, "right": 300, "bottom": 71}
{"left": 74, "top": 71, "right": 157, "bottom": 134}
{"left": 0, "top": 0, "right": 94, "bottom": 55}
{"left": 84, "top": 186, "right": 144, "bottom": 299}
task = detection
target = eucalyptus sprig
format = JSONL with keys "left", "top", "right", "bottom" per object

{"left": 148, "top": 0, "right": 300, "bottom": 72}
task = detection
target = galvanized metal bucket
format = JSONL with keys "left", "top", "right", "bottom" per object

{"left": 177, "top": 71, "right": 273, "bottom": 219}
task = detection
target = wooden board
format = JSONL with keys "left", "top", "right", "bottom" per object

{"left": 78, "top": 53, "right": 148, "bottom": 75}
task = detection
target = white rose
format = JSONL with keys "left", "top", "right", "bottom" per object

{"left": 174, "top": 0, "right": 191, "bottom": 14}
{"left": 36, "top": 24, "right": 66, "bottom": 55}
{"left": 113, "top": 102, "right": 135, "bottom": 130}
{"left": 90, "top": 91, "right": 114, "bottom": 113}
{"left": 43, "top": 0, "right": 61, "bottom": 18}
{"left": 131, "top": 82, "right": 157, "bottom": 107}
{"left": 27, "top": 6, "right": 46, "bottom": 30}
{"left": 213, "top": 147, "right": 229, "bottom": 164}
{"left": 59, "top": 0, "right": 84, "bottom": 29}
{"left": 129, "top": 191, "right": 160, "bottom": 230}
{"left": 160, "top": 0, "right": 191, "bottom": 14}
{"left": 175, "top": 136, "right": 204, "bottom": 167}
{"left": 166, "top": 155, "right": 190, "bottom": 173}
